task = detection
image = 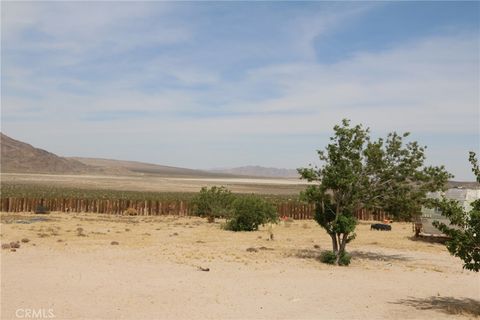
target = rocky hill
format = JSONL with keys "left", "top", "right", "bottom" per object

{"left": 0, "top": 133, "right": 92, "bottom": 174}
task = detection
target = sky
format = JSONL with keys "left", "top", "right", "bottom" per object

{"left": 1, "top": 1, "right": 479, "bottom": 180}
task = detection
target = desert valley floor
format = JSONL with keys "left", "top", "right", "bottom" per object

{"left": 1, "top": 213, "right": 479, "bottom": 319}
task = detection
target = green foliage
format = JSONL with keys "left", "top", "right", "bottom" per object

{"left": 0, "top": 182, "right": 198, "bottom": 201}
{"left": 320, "top": 250, "right": 351, "bottom": 266}
{"left": 1, "top": 182, "right": 299, "bottom": 203}
{"left": 299, "top": 119, "right": 451, "bottom": 265}
{"left": 430, "top": 152, "right": 480, "bottom": 272}
{"left": 319, "top": 250, "right": 337, "bottom": 264}
{"left": 225, "top": 195, "right": 278, "bottom": 231}
{"left": 191, "top": 186, "right": 235, "bottom": 221}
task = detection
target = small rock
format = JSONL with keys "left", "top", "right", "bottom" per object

{"left": 246, "top": 247, "right": 258, "bottom": 253}
{"left": 2, "top": 243, "right": 11, "bottom": 250}
{"left": 258, "top": 246, "right": 274, "bottom": 251}
{"left": 10, "top": 248, "right": 16, "bottom": 252}
{"left": 313, "top": 245, "right": 320, "bottom": 249}
{"left": 198, "top": 266, "right": 210, "bottom": 272}
{"left": 10, "top": 242, "right": 20, "bottom": 249}
{"left": 111, "top": 241, "right": 119, "bottom": 245}
{"left": 21, "top": 238, "right": 30, "bottom": 243}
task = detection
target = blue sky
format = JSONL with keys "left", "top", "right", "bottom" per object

{"left": 1, "top": 1, "right": 479, "bottom": 180}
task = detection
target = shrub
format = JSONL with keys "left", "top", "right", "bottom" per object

{"left": 192, "top": 186, "right": 235, "bottom": 222}
{"left": 320, "top": 250, "right": 351, "bottom": 266}
{"left": 76, "top": 227, "right": 85, "bottom": 237}
{"left": 225, "top": 195, "right": 278, "bottom": 231}
{"left": 35, "top": 205, "right": 50, "bottom": 214}
{"left": 338, "top": 252, "right": 352, "bottom": 266}
{"left": 320, "top": 251, "right": 336, "bottom": 264}
{"left": 124, "top": 208, "right": 138, "bottom": 216}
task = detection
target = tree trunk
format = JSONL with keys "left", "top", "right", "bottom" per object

{"left": 330, "top": 233, "right": 338, "bottom": 253}
{"left": 335, "top": 233, "right": 349, "bottom": 265}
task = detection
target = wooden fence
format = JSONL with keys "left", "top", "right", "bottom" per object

{"left": 0, "top": 197, "right": 390, "bottom": 221}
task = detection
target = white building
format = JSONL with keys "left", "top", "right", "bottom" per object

{"left": 420, "top": 188, "right": 480, "bottom": 236}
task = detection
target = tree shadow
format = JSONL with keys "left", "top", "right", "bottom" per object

{"left": 294, "top": 248, "right": 322, "bottom": 260}
{"left": 392, "top": 296, "right": 480, "bottom": 317}
{"left": 350, "top": 250, "right": 412, "bottom": 262}
{"left": 292, "top": 249, "right": 413, "bottom": 263}
{"left": 408, "top": 235, "right": 449, "bottom": 244}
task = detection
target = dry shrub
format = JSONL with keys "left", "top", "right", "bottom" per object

{"left": 10, "top": 241, "right": 20, "bottom": 249}
{"left": 2, "top": 243, "right": 11, "bottom": 249}
{"left": 76, "top": 227, "right": 85, "bottom": 237}
{"left": 124, "top": 208, "right": 138, "bottom": 216}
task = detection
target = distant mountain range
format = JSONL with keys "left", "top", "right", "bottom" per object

{"left": 0, "top": 133, "right": 219, "bottom": 177}
{"left": 0, "top": 133, "right": 478, "bottom": 187}
{"left": 0, "top": 133, "right": 299, "bottom": 178}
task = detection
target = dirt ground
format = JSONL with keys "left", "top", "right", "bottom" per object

{"left": 1, "top": 212, "right": 479, "bottom": 320}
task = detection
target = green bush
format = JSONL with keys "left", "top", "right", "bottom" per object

{"left": 338, "top": 252, "right": 351, "bottom": 266}
{"left": 225, "top": 195, "right": 278, "bottom": 231}
{"left": 320, "top": 250, "right": 351, "bottom": 266}
{"left": 319, "top": 251, "right": 337, "bottom": 264}
{"left": 191, "top": 186, "right": 235, "bottom": 222}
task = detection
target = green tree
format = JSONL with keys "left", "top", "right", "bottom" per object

{"left": 192, "top": 186, "right": 235, "bottom": 222}
{"left": 431, "top": 152, "right": 480, "bottom": 272}
{"left": 225, "top": 195, "right": 278, "bottom": 231}
{"left": 298, "top": 119, "right": 451, "bottom": 265}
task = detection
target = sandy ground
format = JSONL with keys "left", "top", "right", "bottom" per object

{"left": 1, "top": 173, "right": 309, "bottom": 194}
{"left": 1, "top": 212, "right": 479, "bottom": 320}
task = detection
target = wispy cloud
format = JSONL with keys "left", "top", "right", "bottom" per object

{"left": 1, "top": 2, "right": 478, "bottom": 179}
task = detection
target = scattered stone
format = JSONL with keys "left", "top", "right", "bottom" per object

{"left": 57, "top": 239, "right": 63, "bottom": 242}
{"left": 246, "top": 247, "right": 258, "bottom": 253}
{"left": 170, "top": 232, "right": 179, "bottom": 237}
{"left": 10, "top": 248, "right": 16, "bottom": 252}
{"left": 196, "top": 240, "right": 206, "bottom": 243}
{"left": 257, "top": 236, "right": 262, "bottom": 239}
{"left": 2, "top": 243, "right": 11, "bottom": 249}
{"left": 76, "top": 227, "right": 85, "bottom": 237}
{"left": 10, "top": 241, "right": 20, "bottom": 249}
{"left": 197, "top": 266, "right": 210, "bottom": 272}
{"left": 314, "top": 245, "right": 320, "bottom": 249}
{"left": 258, "top": 246, "right": 274, "bottom": 251}
{"left": 111, "top": 241, "right": 119, "bottom": 245}
{"left": 125, "top": 228, "right": 130, "bottom": 232}
{"left": 21, "top": 238, "right": 30, "bottom": 243}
